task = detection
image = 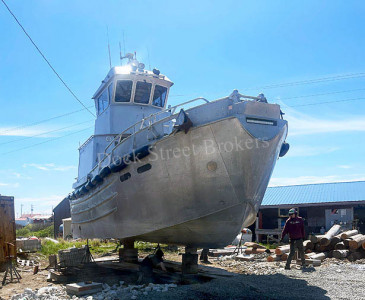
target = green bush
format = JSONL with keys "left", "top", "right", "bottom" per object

{"left": 16, "top": 223, "right": 54, "bottom": 238}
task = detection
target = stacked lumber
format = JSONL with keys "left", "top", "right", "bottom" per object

{"left": 268, "top": 226, "right": 365, "bottom": 265}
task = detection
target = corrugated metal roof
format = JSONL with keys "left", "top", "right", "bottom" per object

{"left": 261, "top": 181, "right": 365, "bottom": 207}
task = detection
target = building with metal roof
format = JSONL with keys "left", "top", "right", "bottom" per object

{"left": 261, "top": 181, "right": 365, "bottom": 208}
{"left": 255, "top": 181, "right": 365, "bottom": 242}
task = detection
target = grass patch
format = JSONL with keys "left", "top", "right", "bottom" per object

{"left": 259, "top": 242, "right": 279, "bottom": 249}
{"left": 39, "top": 239, "right": 178, "bottom": 257}
{"left": 40, "top": 239, "right": 118, "bottom": 256}
{"left": 16, "top": 224, "right": 53, "bottom": 238}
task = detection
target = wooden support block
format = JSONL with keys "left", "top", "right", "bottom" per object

{"left": 182, "top": 253, "right": 198, "bottom": 274}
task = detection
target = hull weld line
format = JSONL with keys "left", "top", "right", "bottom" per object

{"left": 71, "top": 192, "right": 118, "bottom": 215}
{"left": 72, "top": 207, "right": 118, "bottom": 224}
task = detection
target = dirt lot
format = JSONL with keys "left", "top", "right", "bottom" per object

{"left": 1, "top": 251, "right": 365, "bottom": 300}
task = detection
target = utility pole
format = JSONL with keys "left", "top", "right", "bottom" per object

{"left": 21, "top": 204, "right": 24, "bottom": 217}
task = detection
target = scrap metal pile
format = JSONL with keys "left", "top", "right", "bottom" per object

{"left": 268, "top": 225, "right": 365, "bottom": 266}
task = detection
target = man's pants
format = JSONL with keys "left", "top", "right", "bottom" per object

{"left": 286, "top": 238, "right": 305, "bottom": 267}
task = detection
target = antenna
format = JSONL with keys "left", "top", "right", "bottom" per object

{"left": 147, "top": 46, "right": 151, "bottom": 70}
{"left": 119, "top": 42, "right": 122, "bottom": 65}
{"left": 123, "top": 30, "right": 126, "bottom": 57}
{"left": 106, "top": 26, "right": 112, "bottom": 69}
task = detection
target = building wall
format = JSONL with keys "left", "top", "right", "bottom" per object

{"left": 325, "top": 208, "right": 353, "bottom": 230}
{"left": 53, "top": 199, "right": 71, "bottom": 238}
{"left": 260, "top": 203, "right": 364, "bottom": 237}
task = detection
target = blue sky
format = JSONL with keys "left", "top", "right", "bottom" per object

{"left": 0, "top": 0, "right": 364, "bottom": 216}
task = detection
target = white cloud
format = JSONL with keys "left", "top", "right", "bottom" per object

{"left": 338, "top": 165, "right": 351, "bottom": 169}
{"left": 286, "top": 145, "right": 339, "bottom": 157}
{"left": 0, "top": 182, "right": 19, "bottom": 188}
{"left": 0, "top": 126, "right": 56, "bottom": 137}
{"left": 23, "top": 163, "right": 76, "bottom": 172}
{"left": 278, "top": 103, "right": 365, "bottom": 136}
{"left": 12, "top": 172, "right": 32, "bottom": 180}
{"left": 269, "top": 174, "right": 365, "bottom": 187}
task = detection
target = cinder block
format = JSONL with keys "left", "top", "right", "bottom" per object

{"left": 66, "top": 282, "right": 102, "bottom": 296}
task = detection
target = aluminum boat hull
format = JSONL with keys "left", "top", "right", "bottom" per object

{"left": 70, "top": 117, "right": 287, "bottom": 248}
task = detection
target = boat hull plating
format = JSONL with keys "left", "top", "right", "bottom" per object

{"left": 70, "top": 116, "right": 286, "bottom": 248}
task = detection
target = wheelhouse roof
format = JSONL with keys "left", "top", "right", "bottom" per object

{"left": 92, "top": 65, "right": 173, "bottom": 99}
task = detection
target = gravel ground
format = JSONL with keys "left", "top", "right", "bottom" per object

{"left": 3, "top": 256, "right": 365, "bottom": 300}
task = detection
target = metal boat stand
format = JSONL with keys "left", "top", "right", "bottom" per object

{"left": 81, "top": 239, "right": 95, "bottom": 264}
{"left": 2, "top": 243, "right": 21, "bottom": 286}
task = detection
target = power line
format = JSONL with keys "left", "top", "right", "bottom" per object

{"left": 281, "top": 87, "right": 365, "bottom": 101}
{"left": 0, "top": 106, "right": 94, "bottom": 135}
{"left": 289, "top": 96, "right": 365, "bottom": 108}
{"left": 248, "top": 72, "right": 365, "bottom": 91}
{"left": 1, "top": 126, "right": 92, "bottom": 155}
{"left": 0, "top": 120, "right": 93, "bottom": 145}
{"left": 1, "top": 0, "right": 96, "bottom": 117}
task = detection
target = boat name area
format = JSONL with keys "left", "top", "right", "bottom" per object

{"left": 99, "top": 136, "right": 270, "bottom": 165}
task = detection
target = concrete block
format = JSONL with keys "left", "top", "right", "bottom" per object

{"left": 66, "top": 282, "right": 102, "bottom": 296}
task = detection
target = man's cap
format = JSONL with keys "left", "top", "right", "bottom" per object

{"left": 289, "top": 208, "right": 297, "bottom": 215}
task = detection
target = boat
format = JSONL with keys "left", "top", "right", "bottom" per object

{"left": 66, "top": 53, "right": 289, "bottom": 248}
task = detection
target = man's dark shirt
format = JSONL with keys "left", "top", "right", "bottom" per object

{"left": 282, "top": 216, "right": 305, "bottom": 240}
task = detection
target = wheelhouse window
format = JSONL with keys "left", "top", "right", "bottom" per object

{"left": 134, "top": 81, "right": 152, "bottom": 104}
{"left": 97, "top": 88, "right": 109, "bottom": 115}
{"left": 152, "top": 85, "right": 168, "bottom": 107}
{"left": 115, "top": 80, "right": 133, "bottom": 102}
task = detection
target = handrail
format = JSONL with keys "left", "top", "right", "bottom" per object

{"left": 74, "top": 91, "right": 263, "bottom": 186}
{"left": 104, "top": 97, "right": 209, "bottom": 153}
{"left": 83, "top": 97, "right": 210, "bottom": 179}
{"left": 74, "top": 92, "right": 261, "bottom": 185}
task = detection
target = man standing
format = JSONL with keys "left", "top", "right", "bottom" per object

{"left": 280, "top": 208, "right": 306, "bottom": 269}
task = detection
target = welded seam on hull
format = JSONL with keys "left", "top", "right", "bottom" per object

{"left": 208, "top": 124, "right": 241, "bottom": 205}
{"left": 72, "top": 207, "right": 118, "bottom": 224}
{"left": 71, "top": 192, "right": 118, "bottom": 215}
{"left": 70, "top": 178, "right": 118, "bottom": 206}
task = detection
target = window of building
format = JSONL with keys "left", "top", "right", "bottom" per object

{"left": 97, "top": 88, "right": 109, "bottom": 115}
{"left": 134, "top": 81, "right": 152, "bottom": 104}
{"left": 152, "top": 85, "right": 168, "bottom": 107}
{"left": 115, "top": 80, "right": 133, "bottom": 102}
